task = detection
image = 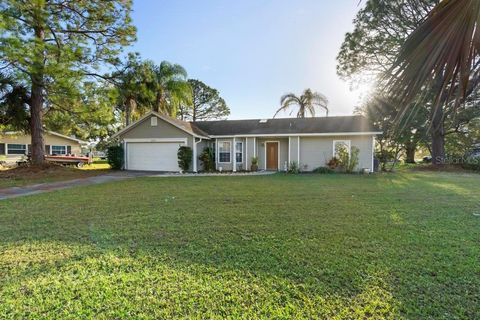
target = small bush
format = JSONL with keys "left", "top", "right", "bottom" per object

{"left": 288, "top": 161, "right": 300, "bottom": 174}
{"left": 106, "top": 145, "right": 124, "bottom": 170}
{"left": 337, "top": 146, "right": 360, "bottom": 173}
{"left": 327, "top": 157, "right": 340, "bottom": 169}
{"left": 461, "top": 159, "right": 480, "bottom": 171}
{"left": 312, "top": 166, "right": 334, "bottom": 174}
{"left": 177, "top": 146, "right": 193, "bottom": 172}
{"left": 199, "top": 147, "right": 215, "bottom": 172}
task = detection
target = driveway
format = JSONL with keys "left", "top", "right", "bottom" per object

{"left": 0, "top": 171, "right": 148, "bottom": 200}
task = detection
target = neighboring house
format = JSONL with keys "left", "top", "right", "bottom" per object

{"left": 112, "top": 111, "right": 381, "bottom": 173}
{"left": 0, "top": 131, "right": 86, "bottom": 162}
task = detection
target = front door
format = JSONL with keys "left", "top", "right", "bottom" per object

{"left": 266, "top": 142, "right": 279, "bottom": 170}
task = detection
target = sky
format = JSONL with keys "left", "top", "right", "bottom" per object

{"left": 130, "top": 0, "right": 366, "bottom": 119}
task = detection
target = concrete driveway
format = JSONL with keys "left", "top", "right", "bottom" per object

{"left": 0, "top": 171, "right": 149, "bottom": 201}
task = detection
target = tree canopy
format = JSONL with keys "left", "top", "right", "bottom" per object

{"left": 274, "top": 89, "right": 329, "bottom": 118}
{"left": 178, "top": 79, "right": 230, "bottom": 121}
{"left": 0, "top": 0, "right": 136, "bottom": 164}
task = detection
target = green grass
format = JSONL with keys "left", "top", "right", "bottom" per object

{"left": 0, "top": 172, "right": 479, "bottom": 319}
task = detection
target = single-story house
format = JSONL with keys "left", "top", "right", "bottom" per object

{"left": 0, "top": 131, "right": 86, "bottom": 162}
{"left": 112, "top": 111, "right": 381, "bottom": 173}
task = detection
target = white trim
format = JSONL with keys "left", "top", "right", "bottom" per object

{"left": 264, "top": 141, "right": 280, "bottom": 171}
{"left": 209, "top": 132, "right": 382, "bottom": 138}
{"left": 333, "top": 140, "right": 351, "bottom": 158}
{"left": 297, "top": 136, "right": 300, "bottom": 164}
{"left": 288, "top": 136, "right": 291, "bottom": 164}
{"left": 235, "top": 140, "right": 244, "bottom": 165}
{"left": 253, "top": 137, "right": 256, "bottom": 157}
{"left": 246, "top": 138, "right": 249, "bottom": 168}
{"left": 6, "top": 143, "right": 27, "bottom": 155}
{"left": 123, "top": 138, "right": 187, "bottom": 144}
{"left": 123, "top": 141, "right": 127, "bottom": 170}
{"left": 215, "top": 138, "right": 218, "bottom": 170}
{"left": 111, "top": 111, "right": 209, "bottom": 139}
{"left": 233, "top": 137, "right": 236, "bottom": 172}
{"left": 193, "top": 138, "right": 202, "bottom": 173}
{"left": 371, "top": 136, "right": 375, "bottom": 172}
{"left": 217, "top": 140, "right": 232, "bottom": 164}
{"left": 51, "top": 145, "right": 68, "bottom": 155}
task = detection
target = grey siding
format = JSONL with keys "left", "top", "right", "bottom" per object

{"left": 120, "top": 116, "right": 194, "bottom": 148}
{"left": 289, "top": 136, "right": 300, "bottom": 164}
{"left": 299, "top": 135, "right": 374, "bottom": 171}
{"left": 245, "top": 137, "right": 255, "bottom": 169}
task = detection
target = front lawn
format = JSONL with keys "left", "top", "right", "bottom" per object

{"left": 0, "top": 172, "right": 478, "bottom": 318}
{"left": 0, "top": 164, "right": 110, "bottom": 189}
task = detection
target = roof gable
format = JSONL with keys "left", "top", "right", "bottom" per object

{"left": 111, "top": 111, "right": 210, "bottom": 139}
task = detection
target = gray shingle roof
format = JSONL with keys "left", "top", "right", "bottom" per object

{"left": 192, "top": 116, "right": 378, "bottom": 136}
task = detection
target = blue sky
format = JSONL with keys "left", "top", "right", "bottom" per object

{"left": 131, "top": 0, "right": 365, "bottom": 119}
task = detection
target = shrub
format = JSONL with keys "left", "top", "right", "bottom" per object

{"left": 177, "top": 146, "right": 193, "bottom": 172}
{"left": 106, "top": 145, "right": 124, "bottom": 170}
{"left": 461, "top": 158, "right": 480, "bottom": 171}
{"left": 313, "top": 166, "right": 334, "bottom": 174}
{"left": 199, "top": 147, "right": 215, "bottom": 172}
{"left": 337, "top": 146, "right": 360, "bottom": 173}
{"left": 327, "top": 157, "right": 340, "bottom": 169}
{"left": 288, "top": 161, "right": 299, "bottom": 174}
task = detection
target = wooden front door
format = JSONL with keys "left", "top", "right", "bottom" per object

{"left": 266, "top": 142, "right": 279, "bottom": 170}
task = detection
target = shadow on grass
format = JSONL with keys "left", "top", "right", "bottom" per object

{"left": 0, "top": 173, "right": 478, "bottom": 318}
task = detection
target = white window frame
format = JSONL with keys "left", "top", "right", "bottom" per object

{"left": 218, "top": 140, "right": 232, "bottom": 164}
{"left": 51, "top": 145, "right": 67, "bottom": 155}
{"left": 6, "top": 143, "right": 27, "bottom": 155}
{"left": 333, "top": 140, "right": 351, "bottom": 158}
{"left": 235, "top": 141, "right": 243, "bottom": 163}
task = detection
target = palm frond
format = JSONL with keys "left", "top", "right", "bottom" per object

{"left": 384, "top": 0, "right": 480, "bottom": 112}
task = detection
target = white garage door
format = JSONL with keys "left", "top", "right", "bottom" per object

{"left": 126, "top": 142, "right": 182, "bottom": 171}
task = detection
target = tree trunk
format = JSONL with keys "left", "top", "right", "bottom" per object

{"left": 192, "top": 103, "right": 197, "bottom": 122}
{"left": 30, "top": 24, "right": 46, "bottom": 165}
{"left": 430, "top": 106, "right": 445, "bottom": 165}
{"left": 30, "top": 79, "right": 45, "bottom": 165}
{"left": 125, "top": 97, "right": 136, "bottom": 126}
{"left": 404, "top": 141, "right": 417, "bottom": 163}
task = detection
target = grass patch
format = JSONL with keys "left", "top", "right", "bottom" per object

{"left": 0, "top": 164, "right": 109, "bottom": 189}
{"left": 0, "top": 172, "right": 479, "bottom": 318}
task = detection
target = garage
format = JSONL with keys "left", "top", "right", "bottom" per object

{"left": 126, "top": 141, "right": 183, "bottom": 171}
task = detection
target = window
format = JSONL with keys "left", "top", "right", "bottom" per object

{"left": 333, "top": 140, "right": 351, "bottom": 158}
{"left": 236, "top": 142, "right": 243, "bottom": 163}
{"left": 218, "top": 141, "right": 231, "bottom": 163}
{"left": 7, "top": 144, "right": 27, "bottom": 155}
{"left": 51, "top": 145, "right": 67, "bottom": 155}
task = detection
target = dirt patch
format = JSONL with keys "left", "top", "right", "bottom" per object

{"left": 0, "top": 164, "right": 109, "bottom": 188}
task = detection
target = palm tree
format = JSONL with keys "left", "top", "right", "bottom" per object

{"left": 153, "top": 61, "right": 192, "bottom": 117}
{"left": 274, "top": 89, "right": 329, "bottom": 118}
{"left": 384, "top": 0, "right": 480, "bottom": 164}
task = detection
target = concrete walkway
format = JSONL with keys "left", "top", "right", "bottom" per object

{"left": 0, "top": 174, "right": 134, "bottom": 201}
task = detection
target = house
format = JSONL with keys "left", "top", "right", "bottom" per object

{"left": 0, "top": 131, "right": 86, "bottom": 162}
{"left": 112, "top": 111, "right": 381, "bottom": 173}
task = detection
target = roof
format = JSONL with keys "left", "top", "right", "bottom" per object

{"left": 111, "top": 111, "right": 210, "bottom": 139}
{"left": 192, "top": 116, "right": 380, "bottom": 136}
{"left": 1, "top": 130, "right": 87, "bottom": 144}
